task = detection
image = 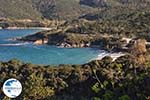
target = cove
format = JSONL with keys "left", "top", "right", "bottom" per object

{"left": 0, "top": 29, "right": 103, "bottom": 65}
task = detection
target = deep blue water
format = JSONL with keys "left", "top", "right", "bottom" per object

{"left": 0, "top": 29, "right": 101, "bottom": 65}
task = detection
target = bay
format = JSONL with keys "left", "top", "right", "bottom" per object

{"left": 0, "top": 29, "right": 102, "bottom": 65}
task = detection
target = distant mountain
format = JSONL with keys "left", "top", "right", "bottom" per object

{"left": 0, "top": 0, "right": 96, "bottom": 20}
{"left": 32, "top": 0, "right": 97, "bottom": 20}
{"left": 0, "top": 0, "right": 42, "bottom": 20}
{"left": 80, "top": 0, "right": 150, "bottom": 20}
{"left": 80, "top": 0, "right": 150, "bottom": 8}
{"left": 0, "top": 0, "right": 149, "bottom": 20}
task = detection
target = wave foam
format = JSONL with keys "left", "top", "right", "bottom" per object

{"left": 0, "top": 42, "right": 30, "bottom": 46}
{"left": 96, "top": 52, "right": 125, "bottom": 61}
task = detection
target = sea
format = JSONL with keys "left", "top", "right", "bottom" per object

{"left": 0, "top": 29, "right": 104, "bottom": 65}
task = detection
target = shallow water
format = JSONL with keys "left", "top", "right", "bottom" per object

{"left": 0, "top": 29, "right": 103, "bottom": 65}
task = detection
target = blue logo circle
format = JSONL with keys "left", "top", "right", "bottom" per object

{"left": 3, "top": 78, "right": 22, "bottom": 98}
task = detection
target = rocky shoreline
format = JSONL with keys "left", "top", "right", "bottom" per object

{"left": 17, "top": 31, "right": 150, "bottom": 64}
{"left": 15, "top": 27, "right": 150, "bottom": 62}
{"left": 17, "top": 30, "right": 130, "bottom": 51}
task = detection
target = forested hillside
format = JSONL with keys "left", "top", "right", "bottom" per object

{"left": 0, "top": 0, "right": 42, "bottom": 20}
{"left": 1, "top": 44, "right": 150, "bottom": 99}
{"left": 0, "top": 0, "right": 96, "bottom": 20}
{"left": 0, "top": 0, "right": 149, "bottom": 20}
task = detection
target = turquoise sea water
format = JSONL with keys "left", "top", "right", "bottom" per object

{"left": 0, "top": 29, "right": 102, "bottom": 65}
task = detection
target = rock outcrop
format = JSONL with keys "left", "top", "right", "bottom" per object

{"left": 128, "top": 39, "right": 149, "bottom": 64}
{"left": 34, "top": 38, "right": 48, "bottom": 45}
{"left": 129, "top": 39, "right": 147, "bottom": 54}
{"left": 58, "top": 42, "right": 91, "bottom": 48}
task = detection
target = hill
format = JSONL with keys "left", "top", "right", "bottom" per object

{"left": 0, "top": 0, "right": 96, "bottom": 20}
{"left": 0, "top": 0, "right": 42, "bottom": 20}
{"left": 0, "top": 0, "right": 149, "bottom": 20}
{"left": 31, "top": 0, "right": 97, "bottom": 20}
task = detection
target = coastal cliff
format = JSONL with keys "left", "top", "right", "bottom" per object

{"left": 18, "top": 31, "right": 129, "bottom": 51}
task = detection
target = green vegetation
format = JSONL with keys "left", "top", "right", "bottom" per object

{"left": 0, "top": 0, "right": 150, "bottom": 99}
{"left": 0, "top": 0, "right": 150, "bottom": 30}
{"left": 0, "top": 0, "right": 42, "bottom": 20}
{"left": 0, "top": 0, "right": 149, "bottom": 20}
{"left": 0, "top": 49, "right": 150, "bottom": 99}
{"left": 0, "top": 0, "right": 97, "bottom": 20}
{"left": 18, "top": 2, "right": 150, "bottom": 48}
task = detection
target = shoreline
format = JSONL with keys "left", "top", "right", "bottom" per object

{"left": 0, "top": 37, "right": 126, "bottom": 64}
{"left": 0, "top": 27, "right": 52, "bottom": 30}
{"left": 96, "top": 51, "right": 125, "bottom": 61}
{"left": 0, "top": 27, "right": 128, "bottom": 62}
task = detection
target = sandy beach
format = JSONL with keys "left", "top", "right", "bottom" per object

{"left": 96, "top": 52, "right": 125, "bottom": 61}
